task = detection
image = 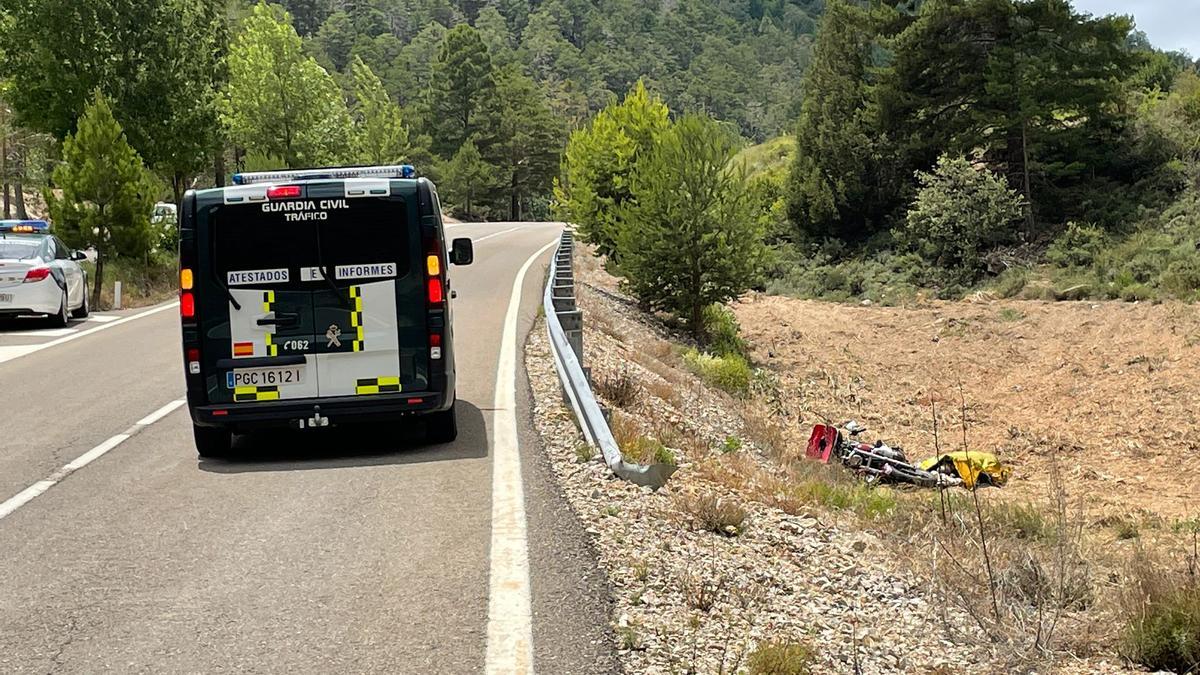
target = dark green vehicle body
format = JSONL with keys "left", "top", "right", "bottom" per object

{"left": 179, "top": 172, "right": 471, "bottom": 455}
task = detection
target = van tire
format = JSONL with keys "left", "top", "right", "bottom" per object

{"left": 194, "top": 425, "right": 232, "bottom": 458}
{"left": 427, "top": 402, "right": 458, "bottom": 444}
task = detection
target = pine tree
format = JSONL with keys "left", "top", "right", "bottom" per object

{"left": 350, "top": 56, "right": 412, "bottom": 165}
{"left": 554, "top": 81, "right": 669, "bottom": 259}
{"left": 617, "top": 115, "right": 766, "bottom": 336}
{"left": 46, "top": 92, "right": 157, "bottom": 308}
{"left": 477, "top": 66, "right": 563, "bottom": 220}
{"left": 223, "top": 3, "right": 352, "bottom": 168}
{"left": 427, "top": 24, "right": 496, "bottom": 157}
{"left": 786, "top": 0, "right": 879, "bottom": 241}
{"left": 441, "top": 140, "right": 490, "bottom": 218}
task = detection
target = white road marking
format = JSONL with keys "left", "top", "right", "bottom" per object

{"left": 0, "top": 398, "right": 186, "bottom": 522}
{"left": 86, "top": 314, "right": 119, "bottom": 323}
{"left": 474, "top": 226, "right": 522, "bottom": 244}
{"left": 136, "top": 399, "right": 187, "bottom": 426}
{"left": 486, "top": 238, "right": 557, "bottom": 675}
{"left": 12, "top": 328, "right": 77, "bottom": 337}
{"left": 0, "top": 301, "right": 178, "bottom": 365}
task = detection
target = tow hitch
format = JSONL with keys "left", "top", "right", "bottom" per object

{"left": 298, "top": 407, "right": 330, "bottom": 429}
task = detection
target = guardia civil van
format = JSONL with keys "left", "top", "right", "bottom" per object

{"left": 179, "top": 165, "right": 473, "bottom": 457}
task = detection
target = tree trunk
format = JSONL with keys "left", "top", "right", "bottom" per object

{"left": 92, "top": 248, "right": 105, "bottom": 309}
{"left": 12, "top": 147, "right": 27, "bottom": 219}
{"left": 12, "top": 177, "right": 26, "bottom": 220}
{"left": 1021, "top": 120, "right": 1034, "bottom": 235}
{"left": 510, "top": 172, "right": 519, "bottom": 221}
{"left": 214, "top": 146, "right": 226, "bottom": 187}
{"left": 173, "top": 171, "right": 184, "bottom": 211}
{"left": 1, "top": 134, "right": 9, "bottom": 219}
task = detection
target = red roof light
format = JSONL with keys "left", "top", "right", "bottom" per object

{"left": 266, "top": 185, "right": 302, "bottom": 199}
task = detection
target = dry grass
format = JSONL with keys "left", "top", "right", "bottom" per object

{"left": 594, "top": 366, "right": 639, "bottom": 408}
{"left": 744, "top": 641, "right": 815, "bottom": 675}
{"left": 610, "top": 411, "right": 676, "bottom": 465}
{"left": 644, "top": 376, "right": 684, "bottom": 407}
{"left": 740, "top": 402, "right": 791, "bottom": 460}
{"left": 675, "top": 490, "right": 747, "bottom": 537}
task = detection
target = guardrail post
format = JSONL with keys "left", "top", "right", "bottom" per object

{"left": 557, "top": 309, "right": 584, "bottom": 366}
{"left": 113, "top": 281, "right": 122, "bottom": 310}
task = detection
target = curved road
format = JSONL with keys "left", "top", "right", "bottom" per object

{"left": 0, "top": 223, "right": 618, "bottom": 674}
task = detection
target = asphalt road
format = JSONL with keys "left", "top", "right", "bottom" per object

{"left": 0, "top": 222, "right": 619, "bottom": 674}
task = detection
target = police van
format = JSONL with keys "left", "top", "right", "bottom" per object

{"left": 179, "top": 165, "right": 473, "bottom": 457}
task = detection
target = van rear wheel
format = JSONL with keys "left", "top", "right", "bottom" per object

{"left": 427, "top": 402, "right": 458, "bottom": 444}
{"left": 193, "top": 425, "right": 232, "bottom": 458}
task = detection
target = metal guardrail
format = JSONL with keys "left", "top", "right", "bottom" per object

{"left": 543, "top": 230, "right": 676, "bottom": 489}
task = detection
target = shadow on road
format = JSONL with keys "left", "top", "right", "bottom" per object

{"left": 197, "top": 399, "right": 489, "bottom": 474}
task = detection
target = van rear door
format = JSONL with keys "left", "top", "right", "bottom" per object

{"left": 198, "top": 184, "right": 428, "bottom": 405}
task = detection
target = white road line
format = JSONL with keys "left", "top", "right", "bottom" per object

{"left": 13, "top": 328, "right": 77, "bottom": 337}
{"left": 0, "top": 301, "right": 178, "bottom": 365}
{"left": 474, "top": 226, "right": 522, "bottom": 244}
{"left": 486, "top": 237, "right": 557, "bottom": 675}
{"left": 86, "top": 314, "right": 119, "bottom": 323}
{"left": 0, "top": 481, "right": 55, "bottom": 521}
{"left": 0, "top": 398, "right": 186, "bottom": 522}
{"left": 136, "top": 399, "right": 187, "bottom": 426}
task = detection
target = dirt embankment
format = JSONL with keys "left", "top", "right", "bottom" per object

{"left": 734, "top": 294, "right": 1200, "bottom": 523}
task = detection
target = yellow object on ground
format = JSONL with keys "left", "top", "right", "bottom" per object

{"left": 918, "top": 451, "right": 1012, "bottom": 488}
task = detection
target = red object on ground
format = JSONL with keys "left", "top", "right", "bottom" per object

{"left": 806, "top": 424, "right": 839, "bottom": 463}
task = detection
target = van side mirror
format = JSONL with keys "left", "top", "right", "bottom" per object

{"left": 450, "top": 238, "right": 474, "bottom": 266}
{"left": 71, "top": 250, "right": 87, "bottom": 262}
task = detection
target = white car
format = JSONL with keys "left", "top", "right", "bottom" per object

{"left": 0, "top": 221, "right": 90, "bottom": 325}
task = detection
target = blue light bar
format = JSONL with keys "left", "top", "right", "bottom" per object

{"left": 232, "top": 164, "right": 416, "bottom": 185}
{"left": 0, "top": 219, "right": 50, "bottom": 233}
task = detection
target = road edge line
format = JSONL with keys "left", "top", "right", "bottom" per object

{"left": 0, "top": 301, "right": 180, "bottom": 366}
{"left": 0, "top": 399, "right": 185, "bottom": 522}
{"left": 485, "top": 238, "right": 557, "bottom": 674}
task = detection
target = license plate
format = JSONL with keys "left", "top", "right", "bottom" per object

{"left": 227, "top": 366, "right": 304, "bottom": 389}
{"left": 0, "top": 293, "right": 11, "bottom": 303}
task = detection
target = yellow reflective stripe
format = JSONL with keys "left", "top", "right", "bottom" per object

{"left": 355, "top": 376, "right": 401, "bottom": 395}
{"left": 349, "top": 285, "right": 364, "bottom": 351}
{"left": 234, "top": 385, "right": 280, "bottom": 402}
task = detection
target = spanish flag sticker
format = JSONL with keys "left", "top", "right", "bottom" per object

{"left": 233, "top": 342, "right": 255, "bottom": 357}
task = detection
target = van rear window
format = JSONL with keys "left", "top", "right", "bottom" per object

{"left": 208, "top": 199, "right": 411, "bottom": 285}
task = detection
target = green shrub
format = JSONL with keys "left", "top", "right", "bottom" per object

{"left": 745, "top": 641, "right": 815, "bottom": 675}
{"left": 992, "top": 267, "right": 1030, "bottom": 298}
{"left": 683, "top": 349, "right": 752, "bottom": 396}
{"left": 721, "top": 436, "right": 743, "bottom": 454}
{"left": 1120, "top": 550, "right": 1200, "bottom": 672}
{"left": 1121, "top": 283, "right": 1155, "bottom": 302}
{"left": 1161, "top": 257, "right": 1200, "bottom": 298}
{"left": 701, "top": 303, "right": 747, "bottom": 358}
{"left": 1047, "top": 222, "right": 1109, "bottom": 268}
{"left": 896, "top": 155, "right": 1024, "bottom": 284}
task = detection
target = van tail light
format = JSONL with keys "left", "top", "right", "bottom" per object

{"left": 180, "top": 291, "right": 195, "bottom": 318}
{"left": 180, "top": 267, "right": 194, "bottom": 290}
{"left": 427, "top": 277, "right": 443, "bottom": 305}
{"left": 186, "top": 348, "right": 201, "bottom": 375}
{"left": 430, "top": 332, "right": 442, "bottom": 360}
{"left": 23, "top": 266, "right": 51, "bottom": 283}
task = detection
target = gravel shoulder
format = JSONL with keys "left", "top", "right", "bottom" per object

{"left": 520, "top": 245, "right": 1161, "bottom": 673}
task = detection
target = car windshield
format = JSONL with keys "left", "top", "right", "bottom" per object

{"left": 0, "top": 236, "right": 43, "bottom": 260}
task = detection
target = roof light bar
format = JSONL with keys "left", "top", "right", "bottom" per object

{"left": 232, "top": 164, "right": 416, "bottom": 185}
{"left": 0, "top": 219, "right": 50, "bottom": 233}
